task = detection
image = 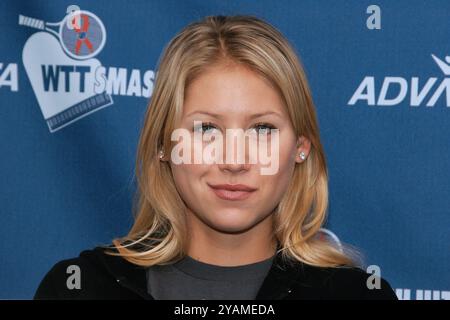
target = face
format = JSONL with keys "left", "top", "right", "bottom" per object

{"left": 166, "top": 62, "right": 311, "bottom": 235}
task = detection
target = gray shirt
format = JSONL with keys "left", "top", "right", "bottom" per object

{"left": 146, "top": 254, "right": 275, "bottom": 300}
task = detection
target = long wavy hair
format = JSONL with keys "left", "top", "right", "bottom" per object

{"left": 109, "top": 15, "right": 361, "bottom": 268}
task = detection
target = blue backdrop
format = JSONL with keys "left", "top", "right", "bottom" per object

{"left": 0, "top": 0, "right": 448, "bottom": 299}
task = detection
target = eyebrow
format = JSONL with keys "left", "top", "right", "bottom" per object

{"left": 185, "top": 110, "right": 283, "bottom": 120}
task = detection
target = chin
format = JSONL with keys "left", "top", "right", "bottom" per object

{"left": 206, "top": 213, "right": 257, "bottom": 234}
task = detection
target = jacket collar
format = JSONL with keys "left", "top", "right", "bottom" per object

{"left": 88, "top": 247, "right": 153, "bottom": 299}
{"left": 254, "top": 254, "right": 304, "bottom": 299}
{"left": 88, "top": 245, "right": 309, "bottom": 300}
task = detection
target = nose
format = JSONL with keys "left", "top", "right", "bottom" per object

{"left": 217, "top": 135, "right": 252, "bottom": 173}
{"left": 218, "top": 161, "right": 251, "bottom": 173}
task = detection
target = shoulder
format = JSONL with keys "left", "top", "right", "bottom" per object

{"left": 324, "top": 266, "right": 397, "bottom": 299}
{"left": 290, "top": 263, "right": 398, "bottom": 300}
{"left": 34, "top": 246, "right": 124, "bottom": 300}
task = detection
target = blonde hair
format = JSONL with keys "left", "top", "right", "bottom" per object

{"left": 109, "top": 15, "right": 361, "bottom": 268}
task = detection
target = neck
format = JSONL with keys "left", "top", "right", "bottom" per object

{"left": 185, "top": 208, "right": 278, "bottom": 266}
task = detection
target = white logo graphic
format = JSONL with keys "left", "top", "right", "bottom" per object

{"left": 431, "top": 54, "right": 450, "bottom": 75}
{"left": 396, "top": 288, "right": 450, "bottom": 300}
{"left": 19, "top": 9, "right": 113, "bottom": 132}
{"left": 348, "top": 54, "right": 450, "bottom": 107}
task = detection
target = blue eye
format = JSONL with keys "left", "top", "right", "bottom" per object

{"left": 194, "top": 122, "right": 217, "bottom": 133}
{"left": 253, "top": 123, "right": 276, "bottom": 134}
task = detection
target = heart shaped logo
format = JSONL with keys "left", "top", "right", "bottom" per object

{"left": 22, "top": 31, "right": 113, "bottom": 132}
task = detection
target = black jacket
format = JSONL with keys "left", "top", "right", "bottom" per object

{"left": 34, "top": 246, "right": 398, "bottom": 300}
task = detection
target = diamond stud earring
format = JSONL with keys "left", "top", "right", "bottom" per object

{"left": 299, "top": 151, "right": 306, "bottom": 160}
{"left": 158, "top": 150, "right": 165, "bottom": 159}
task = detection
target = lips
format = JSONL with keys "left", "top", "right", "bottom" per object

{"left": 208, "top": 183, "right": 257, "bottom": 201}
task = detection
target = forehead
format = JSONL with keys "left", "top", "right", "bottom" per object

{"left": 182, "top": 64, "right": 287, "bottom": 118}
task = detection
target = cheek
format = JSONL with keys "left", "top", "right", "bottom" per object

{"left": 170, "top": 163, "right": 209, "bottom": 200}
{"left": 259, "top": 141, "right": 296, "bottom": 199}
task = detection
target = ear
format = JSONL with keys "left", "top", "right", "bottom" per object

{"left": 295, "top": 135, "right": 311, "bottom": 163}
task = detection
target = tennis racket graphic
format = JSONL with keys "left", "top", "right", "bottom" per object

{"left": 18, "top": 10, "right": 106, "bottom": 60}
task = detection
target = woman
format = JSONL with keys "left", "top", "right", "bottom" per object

{"left": 35, "top": 15, "right": 397, "bottom": 300}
